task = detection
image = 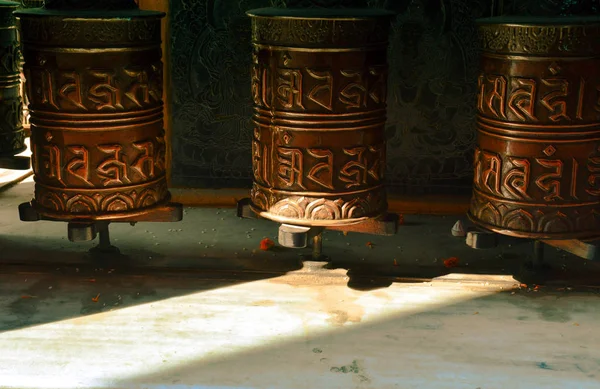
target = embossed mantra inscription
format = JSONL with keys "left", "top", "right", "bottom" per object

{"left": 247, "top": 8, "right": 394, "bottom": 227}
{"left": 469, "top": 18, "right": 600, "bottom": 239}
{"left": 17, "top": 10, "right": 168, "bottom": 219}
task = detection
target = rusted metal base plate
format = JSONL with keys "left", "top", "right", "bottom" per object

{"left": 238, "top": 197, "right": 398, "bottom": 236}
{"left": 543, "top": 239, "right": 600, "bottom": 262}
{"left": 461, "top": 221, "right": 599, "bottom": 262}
{"left": 19, "top": 201, "right": 184, "bottom": 224}
{"left": 238, "top": 197, "right": 397, "bottom": 253}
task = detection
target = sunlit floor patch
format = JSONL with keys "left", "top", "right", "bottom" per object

{"left": 0, "top": 274, "right": 506, "bottom": 389}
{"left": 0, "top": 138, "right": 32, "bottom": 189}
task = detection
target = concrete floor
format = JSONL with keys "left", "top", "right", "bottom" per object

{"left": 1, "top": 175, "right": 600, "bottom": 388}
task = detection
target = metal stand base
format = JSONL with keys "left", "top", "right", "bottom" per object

{"left": 237, "top": 198, "right": 399, "bottom": 261}
{"left": 464, "top": 227, "right": 599, "bottom": 261}
{"left": 0, "top": 155, "right": 30, "bottom": 170}
{"left": 461, "top": 221, "right": 598, "bottom": 280}
{"left": 19, "top": 201, "right": 183, "bottom": 254}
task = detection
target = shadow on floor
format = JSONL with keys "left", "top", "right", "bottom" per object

{"left": 1, "top": 181, "right": 600, "bottom": 335}
{"left": 106, "top": 289, "right": 599, "bottom": 388}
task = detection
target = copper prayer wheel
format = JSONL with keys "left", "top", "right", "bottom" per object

{"left": 247, "top": 8, "right": 394, "bottom": 227}
{"left": 469, "top": 16, "right": 600, "bottom": 240}
{"left": 16, "top": 2, "right": 172, "bottom": 221}
{"left": 16, "top": 1, "right": 44, "bottom": 135}
{"left": 0, "top": 0, "right": 25, "bottom": 158}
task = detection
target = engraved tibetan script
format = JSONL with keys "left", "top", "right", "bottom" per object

{"left": 586, "top": 147, "right": 600, "bottom": 196}
{"left": 66, "top": 146, "right": 93, "bottom": 187}
{"left": 259, "top": 66, "right": 387, "bottom": 111}
{"left": 88, "top": 70, "right": 124, "bottom": 111}
{"left": 474, "top": 146, "right": 594, "bottom": 201}
{"left": 503, "top": 157, "right": 531, "bottom": 200}
{"left": 34, "top": 139, "right": 164, "bottom": 187}
{"left": 277, "top": 147, "right": 305, "bottom": 188}
{"left": 37, "top": 144, "right": 63, "bottom": 184}
{"left": 277, "top": 69, "right": 304, "bottom": 110}
{"left": 35, "top": 142, "right": 92, "bottom": 187}
{"left": 306, "top": 70, "right": 333, "bottom": 111}
{"left": 508, "top": 78, "right": 536, "bottom": 121}
{"left": 252, "top": 140, "right": 270, "bottom": 185}
{"left": 131, "top": 141, "right": 156, "bottom": 180}
{"left": 97, "top": 144, "right": 131, "bottom": 187}
{"left": 124, "top": 67, "right": 161, "bottom": 107}
{"left": 535, "top": 158, "right": 563, "bottom": 202}
{"left": 26, "top": 64, "right": 162, "bottom": 112}
{"left": 478, "top": 70, "right": 591, "bottom": 123}
{"left": 307, "top": 148, "right": 334, "bottom": 190}
{"left": 474, "top": 148, "right": 501, "bottom": 195}
{"left": 339, "top": 146, "right": 383, "bottom": 189}
{"left": 273, "top": 145, "right": 384, "bottom": 191}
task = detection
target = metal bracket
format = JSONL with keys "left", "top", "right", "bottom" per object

{"left": 67, "top": 221, "right": 121, "bottom": 254}
{"left": 542, "top": 239, "right": 600, "bottom": 262}
{"left": 0, "top": 155, "right": 30, "bottom": 170}
{"left": 459, "top": 220, "right": 599, "bottom": 262}
{"left": 19, "top": 201, "right": 183, "bottom": 254}
{"left": 237, "top": 197, "right": 399, "bottom": 260}
{"left": 278, "top": 224, "right": 326, "bottom": 260}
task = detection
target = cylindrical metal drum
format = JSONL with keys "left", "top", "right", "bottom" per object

{"left": 247, "top": 8, "right": 394, "bottom": 227}
{"left": 0, "top": 0, "right": 25, "bottom": 158}
{"left": 16, "top": 1, "right": 45, "bottom": 134}
{"left": 469, "top": 16, "right": 600, "bottom": 240}
{"left": 16, "top": 1, "right": 171, "bottom": 221}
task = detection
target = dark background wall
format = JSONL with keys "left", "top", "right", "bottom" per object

{"left": 168, "top": 0, "right": 599, "bottom": 194}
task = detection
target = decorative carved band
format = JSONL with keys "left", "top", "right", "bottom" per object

{"left": 16, "top": 14, "right": 163, "bottom": 47}
{"left": 251, "top": 182, "right": 387, "bottom": 227}
{"left": 34, "top": 177, "right": 170, "bottom": 218}
{"left": 478, "top": 19, "right": 600, "bottom": 56}
{"left": 248, "top": 9, "right": 394, "bottom": 48}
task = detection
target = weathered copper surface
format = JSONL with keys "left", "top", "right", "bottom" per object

{"left": 247, "top": 7, "right": 394, "bottom": 227}
{"left": 16, "top": 3, "right": 172, "bottom": 221}
{"left": 0, "top": 0, "right": 24, "bottom": 158}
{"left": 469, "top": 16, "right": 600, "bottom": 240}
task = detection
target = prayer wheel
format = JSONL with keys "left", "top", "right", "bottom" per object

{"left": 16, "top": 1, "right": 173, "bottom": 222}
{"left": 469, "top": 16, "right": 600, "bottom": 240}
{"left": 247, "top": 8, "right": 394, "bottom": 228}
{"left": 17, "top": 1, "right": 45, "bottom": 134}
{"left": 0, "top": 0, "right": 25, "bottom": 159}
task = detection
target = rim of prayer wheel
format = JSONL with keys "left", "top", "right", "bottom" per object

{"left": 477, "top": 15, "right": 600, "bottom": 25}
{"left": 14, "top": 7, "right": 165, "bottom": 18}
{"left": 0, "top": 1, "right": 18, "bottom": 7}
{"left": 477, "top": 15, "right": 600, "bottom": 57}
{"left": 247, "top": 7, "right": 395, "bottom": 19}
{"left": 42, "top": 0, "right": 138, "bottom": 10}
{"left": 247, "top": 7, "right": 395, "bottom": 49}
